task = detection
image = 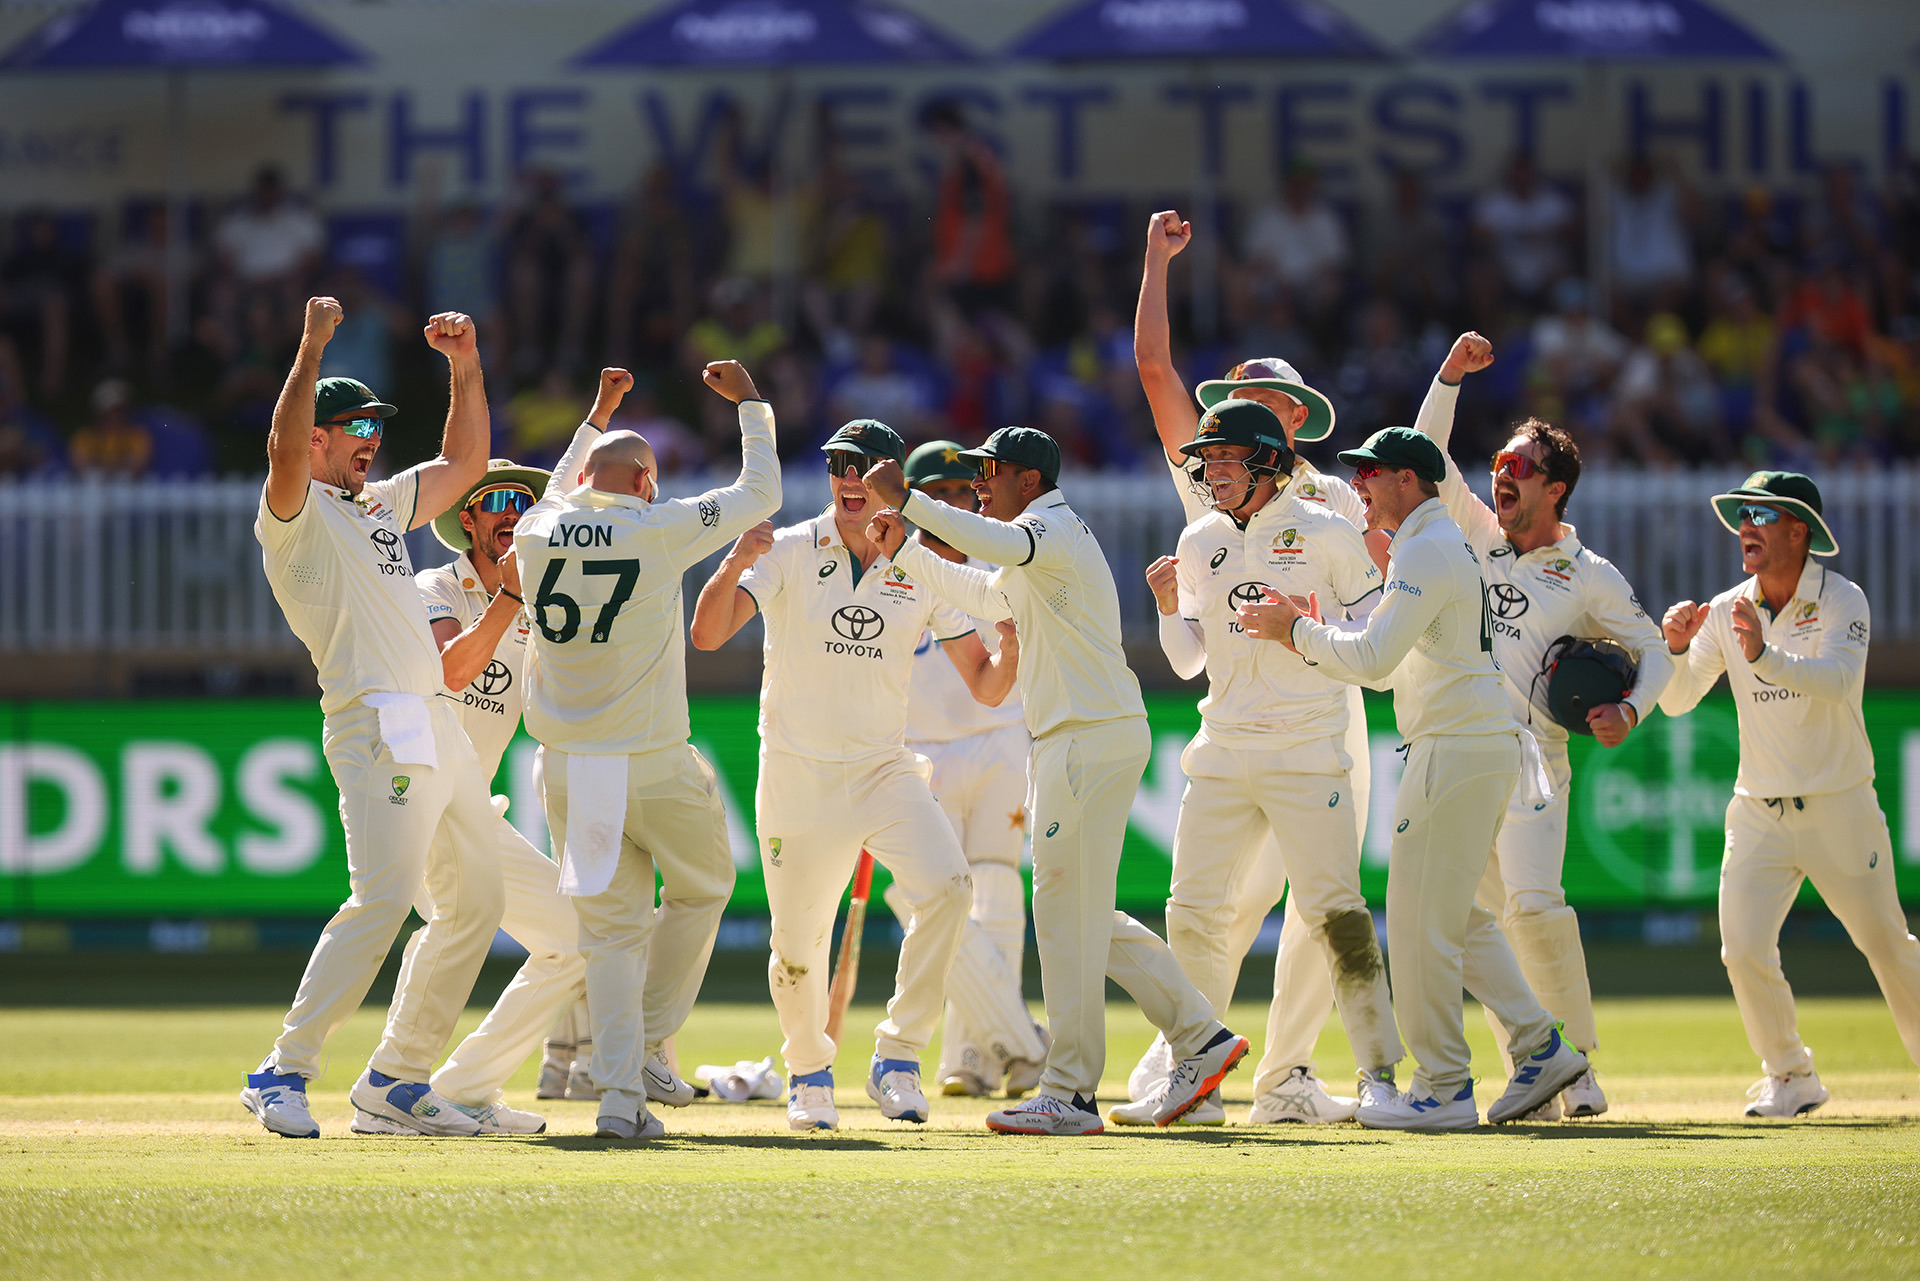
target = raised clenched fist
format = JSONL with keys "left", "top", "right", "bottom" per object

{"left": 865, "top": 509, "right": 907, "bottom": 558}
{"left": 1145, "top": 555, "right": 1180, "bottom": 616}
{"left": 304, "top": 296, "right": 343, "bottom": 344}
{"left": 702, "top": 360, "right": 760, "bottom": 405}
{"left": 424, "top": 311, "right": 477, "bottom": 358}
{"left": 1147, "top": 210, "right": 1192, "bottom": 260}
{"left": 589, "top": 368, "right": 635, "bottom": 429}
{"left": 1440, "top": 331, "right": 1494, "bottom": 383}
{"left": 1663, "top": 600, "right": 1708, "bottom": 654}
{"left": 726, "top": 519, "right": 775, "bottom": 572}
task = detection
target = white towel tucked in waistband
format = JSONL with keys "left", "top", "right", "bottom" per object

{"left": 1516, "top": 728, "right": 1556, "bottom": 809}
{"left": 558, "top": 753, "right": 629, "bottom": 898}
{"left": 365, "top": 692, "right": 437, "bottom": 769}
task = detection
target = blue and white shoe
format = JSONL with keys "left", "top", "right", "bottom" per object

{"left": 1487, "top": 1025, "right": 1591, "bottom": 1124}
{"left": 1356, "top": 1083, "right": 1479, "bottom": 1132}
{"left": 788, "top": 1069, "right": 839, "bottom": 1131}
{"left": 240, "top": 1063, "right": 320, "bottom": 1138}
{"left": 451, "top": 1098, "right": 547, "bottom": 1134}
{"left": 866, "top": 1057, "right": 930, "bottom": 1123}
{"left": 348, "top": 1069, "right": 483, "bottom": 1136}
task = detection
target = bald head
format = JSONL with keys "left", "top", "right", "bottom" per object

{"left": 583, "top": 430, "right": 658, "bottom": 498}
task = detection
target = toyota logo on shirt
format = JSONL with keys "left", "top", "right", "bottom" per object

{"left": 1488, "top": 583, "right": 1530, "bottom": 619}
{"left": 1227, "top": 582, "right": 1270, "bottom": 609}
{"left": 474, "top": 659, "right": 514, "bottom": 696}
{"left": 831, "top": 605, "right": 885, "bottom": 641}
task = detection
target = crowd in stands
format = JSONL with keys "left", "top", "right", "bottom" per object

{"left": 4, "top": 98, "right": 1920, "bottom": 482}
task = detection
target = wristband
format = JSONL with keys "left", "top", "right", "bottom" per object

{"left": 497, "top": 587, "right": 524, "bottom": 605}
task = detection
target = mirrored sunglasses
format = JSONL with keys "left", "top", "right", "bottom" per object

{"left": 468, "top": 486, "right": 534, "bottom": 514}
{"left": 1352, "top": 462, "right": 1385, "bottom": 481}
{"left": 827, "top": 450, "right": 882, "bottom": 479}
{"left": 335, "top": 416, "right": 383, "bottom": 439}
{"left": 1227, "top": 360, "right": 1287, "bottom": 381}
{"left": 1736, "top": 503, "right": 1784, "bottom": 527}
{"left": 977, "top": 457, "right": 1028, "bottom": 480}
{"left": 1491, "top": 450, "right": 1539, "bottom": 481}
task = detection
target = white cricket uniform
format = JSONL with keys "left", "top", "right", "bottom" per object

{"left": 740, "top": 514, "right": 977, "bottom": 1077}
{"left": 406, "top": 554, "right": 586, "bottom": 1107}
{"left": 1415, "top": 375, "right": 1675, "bottom": 1057}
{"left": 897, "top": 488, "right": 1220, "bottom": 1102}
{"left": 1293, "top": 497, "right": 1556, "bottom": 1098}
{"left": 902, "top": 550, "right": 1043, "bottom": 1083}
{"left": 1157, "top": 490, "right": 1403, "bottom": 1092}
{"left": 514, "top": 402, "right": 779, "bottom": 1109}
{"left": 255, "top": 471, "right": 503, "bottom": 1083}
{"left": 1659, "top": 559, "right": 1920, "bottom": 1077}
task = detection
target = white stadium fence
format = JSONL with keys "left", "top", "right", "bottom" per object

{"left": 3, "top": 467, "right": 1918, "bottom": 654}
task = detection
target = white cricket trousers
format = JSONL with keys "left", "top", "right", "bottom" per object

{"left": 1720, "top": 785, "right": 1920, "bottom": 1076}
{"left": 1388, "top": 733, "right": 1554, "bottom": 1099}
{"left": 758, "top": 747, "right": 972, "bottom": 1077}
{"left": 911, "top": 725, "right": 1047, "bottom": 1080}
{"left": 541, "top": 743, "right": 736, "bottom": 1105}
{"left": 1167, "top": 733, "right": 1402, "bottom": 1078}
{"left": 269, "top": 698, "right": 504, "bottom": 1082}
{"left": 1031, "top": 717, "right": 1218, "bottom": 1101}
{"left": 408, "top": 799, "right": 586, "bottom": 1106}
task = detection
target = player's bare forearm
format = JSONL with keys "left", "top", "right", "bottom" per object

{"left": 689, "top": 567, "right": 753, "bottom": 651}
{"left": 436, "top": 594, "right": 521, "bottom": 691}
{"left": 266, "top": 297, "right": 340, "bottom": 518}
{"left": 1134, "top": 250, "right": 1198, "bottom": 463}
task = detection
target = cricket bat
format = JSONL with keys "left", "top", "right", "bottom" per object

{"left": 824, "top": 850, "right": 874, "bottom": 1044}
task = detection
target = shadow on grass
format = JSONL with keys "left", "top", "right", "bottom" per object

{"left": 527, "top": 1133, "right": 892, "bottom": 1152}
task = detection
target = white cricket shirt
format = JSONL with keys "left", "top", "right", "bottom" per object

{"left": 897, "top": 488, "right": 1146, "bottom": 739}
{"left": 906, "top": 551, "right": 1025, "bottom": 745}
{"left": 1658, "top": 557, "right": 1874, "bottom": 799}
{"left": 255, "top": 471, "right": 440, "bottom": 714}
{"left": 418, "top": 553, "right": 531, "bottom": 778}
{"left": 515, "top": 401, "right": 781, "bottom": 756}
{"left": 1414, "top": 376, "right": 1675, "bottom": 744}
{"left": 1293, "top": 497, "right": 1512, "bottom": 742}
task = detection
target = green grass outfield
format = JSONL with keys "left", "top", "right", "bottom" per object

{"left": 3, "top": 997, "right": 1918, "bottom": 1280}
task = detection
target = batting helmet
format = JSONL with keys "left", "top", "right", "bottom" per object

{"left": 1542, "top": 636, "right": 1639, "bottom": 736}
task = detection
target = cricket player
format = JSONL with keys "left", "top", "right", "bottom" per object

{"left": 1659, "top": 471, "right": 1920, "bottom": 1117}
{"left": 1113, "top": 397, "right": 1403, "bottom": 1129}
{"left": 864, "top": 428, "right": 1249, "bottom": 1136}
{"left": 689, "top": 419, "right": 1016, "bottom": 1131}
{"left": 898, "top": 440, "right": 1049, "bottom": 1100}
{"left": 1410, "top": 332, "right": 1675, "bottom": 1119}
{"left": 1241, "top": 427, "right": 1588, "bottom": 1130}
{"left": 1128, "top": 208, "right": 1376, "bottom": 1121}
{"left": 241, "top": 300, "right": 502, "bottom": 1139}
{"left": 515, "top": 360, "right": 778, "bottom": 1139}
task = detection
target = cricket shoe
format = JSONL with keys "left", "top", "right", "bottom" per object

{"left": 1128, "top": 1034, "right": 1174, "bottom": 1103}
{"left": 1520, "top": 1096, "right": 1563, "bottom": 1122}
{"left": 788, "top": 1070, "right": 839, "bottom": 1131}
{"left": 240, "top": 1064, "right": 320, "bottom": 1139}
{"left": 987, "top": 1092, "right": 1104, "bottom": 1136}
{"left": 940, "top": 1070, "right": 991, "bottom": 1098}
{"left": 595, "top": 1096, "right": 666, "bottom": 1140}
{"left": 1487, "top": 1026, "right": 1590, "bottom": 1124}
{"left": 1745, "top": 1068, "right": 1829, "bottom": 1118}
{"left": 349, "top": 1109, "right": 415, "bottom": 1135}
{"left": 1003, "top": 1023, "right": 1051, "bottom": 1098}
{"left": 1153, "top": 1028, "right": 1250, "bottom": 1127}
{"left": 1249, "top": 1067, "right": 1360, "bottom": 1125}
{"left": 348, "top": 1069, "right": 483, "bottom": 1136}
{"left": 1109, "top": 1086, "right": 1225, "bottom": 1127}
{"left": 535, "top": 1058, "right": 571, "bottom": 1101}
{"left": 1560, "top": 1067, "right": 1608, "bottom": 1118}
{"left": 644, "top": 1049, "right": 697, "bottom": 1108}
{"left": 565, "top": 1060, "right": 600, "bottom": 1102}
{"left": 867, "top": 1058, "right": 930, "bottom": 1123}
{"left": 452, "top": 1098, "right": 547, "bottom": 1135}
{"left": 1356, "top": 1067, "right": 1398, "bottom": 1112}
{"left": 1357, "top": 1084, "right": 1479, "bottom": 1132}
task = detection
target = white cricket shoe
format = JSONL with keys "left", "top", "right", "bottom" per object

{"left": 566, "top": 1060, "right": 599, "bottom": 1102}
{"left": 1521, "top": 1096, "right": 1563, "bottom": 1122}
{"left": 941, "top": 1070, "right": 991, "bottom": 1098}
{"left": 1560, "top": 1067, "right": 1607, "bottom": 1117}
{"left": 1249, "top": 1067, "right": 1360, "bottom": 1125}
{"left": 788, "top": 1072, "right": 839, "bottom": 1131}
{"left": 1356, "top": 1068, "right": 1398, "bottom": 1112}
{"left": 1357, "top": 1084, "right": 1479, "bottom": 1132}
{"left": 1745, "top": 1068, "right": 1829, "bottom": 1118}
{"left": 348, "top": 1069, "right": 483, "bottom": 1136}
{"left": 240, "top": 1064, "right": 320, "bottom": 1139}
{"left": 1487, "top": 1026, "right": 1590, "bottom": 1124}
{"left": 1153, "top": 1028, "right": 1250, "bottom": 1127}
{"left": 644, "top": 1049, "right": 697, "bottom": 1108}
{"left": 536, "top": 1058, "right": 570, "bottom": 1101}
{"left": 1003, "top": 1023, "right": 1051, "bottom": 1098}
{"left": 1128, "top": 1034, "right": 1173, "bottom": 1103}
{"left": 867, "top": 1058, "right": 930, "bottom": 1123}
{"left": 452, "top": 1098, "right": 547, "bottom": 1135}
{"left": 987, "top": 1093, "right": 1104, "bottom": 1136}
{"left": 1108, "top": 1086, "right": 1225, "bottom": 1127}
{"left": 349, "top": 1109, "right": 415, "bottom": 1135}
{"left": 595, "top": 1110, "right": 666, "bottom": 1139}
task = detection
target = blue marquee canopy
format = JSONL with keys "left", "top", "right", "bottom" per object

{"left": 572, "top": 0, "right": 975, "bottom": 69}
{"left": 1413, "top": 0, "right": 1782, "bottom": 62}
{"left": 0, "top": 0, "right": 366, "bottom": 69}
{"left": 1006, "top": 0, "right": 1387, "bottom": 61}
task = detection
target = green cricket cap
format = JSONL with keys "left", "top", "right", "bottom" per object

{"left": 821, "top": 418, "right": 906, "bottom": 465}
{"left": 1337, "top": 426, "right": 1446, "bottom": 484}
{"left": 906, "top": 440, "right": 974, "bottom": 487}
{"left": 959, "top": 426, "right": 1061, "bottom": 488}
{"left": 314, "top": 376, "right": 397, "bottom": 423}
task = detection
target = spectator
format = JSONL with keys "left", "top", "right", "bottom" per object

{"left": 1336, "top": 299, "right": 1425, "bottom": 429}
{"left": 1242, "top": 159, "right": 1349, "bottom": 311}
{"left": 1474, "top": 153, "right": 1575, "bottom": 305}
{"left": 503, "top": 167, "right": 594, "bottom": 377}
{"left": 214, "top": 166, "right": 322, "bottom": 299}
{"left": 69, "top": 379, "right": 155, "bottom": 478}
{"left": 922, "top": 99, "right": 1016, "bottom": 318}
{"left": 1366, "top": 168, "right": 1459, "bottom": 323}
{"left": 803, "top": 154, "right": 890, "bottom": 365}
{"left": 418, "top": 187, "right": 502, "bottom": 365}
{"left": 1610, "top": 312, "right": 1728, "bottom": 464}
{"left": 1697, "top": 275, "right": 1776, "bottom": 432}
{"left": 1779, "top": 254, "right": 1875, "bottom": 357}
{"left": 318, "top": 268, "right": 405, "bottom": 397}
{"left": 1530, "top": 279, "right": 1628, "bottom": 435}
{"left": 826, "top": 333, "right": 933, "bottom": 440}
{"left": 608, "top": 163, "right": 697, "bottom": 370}
{"left": 506, "top": 371, "right": 587, "bottom": 468}
{"left": 91, "top": 202, "right": 174, "bottom": 379}
{"left": 1, "top": 210, "right": 85, "bottom": 399}
{"left": 1611, "top": 154, "right": 1696, "bottom": 307}
{"left": 605, "top": 372, "right": 705, "bottom": 475}
{"left": 713, "top": 105, "right": 783, "bottom": 285}
{"left": 1802, "top": 163, "right": 1884, "bottom": 268}
{"left": 0, "top": 338, "right": 58, "bottom": 477}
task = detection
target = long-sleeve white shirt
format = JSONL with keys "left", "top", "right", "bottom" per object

{"left": 1657, "top": 557, "right": 1874, "bottom": 799}
{"left": 1292, "top": 497, "right": 1511, "bottom": 742}
{"left": 897, "top": 487, "right": 1145, "bottom": 739}
{"left": 1413, "top": 375, "right": 1674, "bottom": 744}
{"left": 515, "top": 401, "right": 780, "bottom": 756}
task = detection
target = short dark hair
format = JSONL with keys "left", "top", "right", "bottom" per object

{"left": 1511, "top": 417, "right": 1580, "bottom": 518}
{"left": 1415, "top": 476, "right": 1440, "bottom": 499}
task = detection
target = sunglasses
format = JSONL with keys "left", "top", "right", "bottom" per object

{"left": 1352, "top": 463, "right": 1385, "bottom": 481}
{"left": 826, "top": 450, "right": 882, "bottom": 479}
{"left": 468, "top": 486, "right": 534, "bottom": 515}
{"left": 977, "top": 457, "right": 1030, "bottom": 480}
{"left": 1227, "top": 359, "right": 1288, "bottom": 381}
{"left": 334, "top": 416, "right": 383, "bottom": 439}
{"left": 1491, "top": 451, "right": 1541, "bottom": 481}
{"left": 1736, "top": 503, "right": 1784, "bottom": 527}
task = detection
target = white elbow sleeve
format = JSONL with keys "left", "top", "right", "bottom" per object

{"left": 1157, "top": 610, "right": 1206, "bottom": 680}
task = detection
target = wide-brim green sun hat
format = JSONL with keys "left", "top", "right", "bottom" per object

{"left": 1709, "top": 470, "right": 1837, "bottom": 556}
{"left": 432, "top": 460, "right": 552, "bottom": 552}
{"left": 1193, "top": 356, "right": 1336, "bottom": 443}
